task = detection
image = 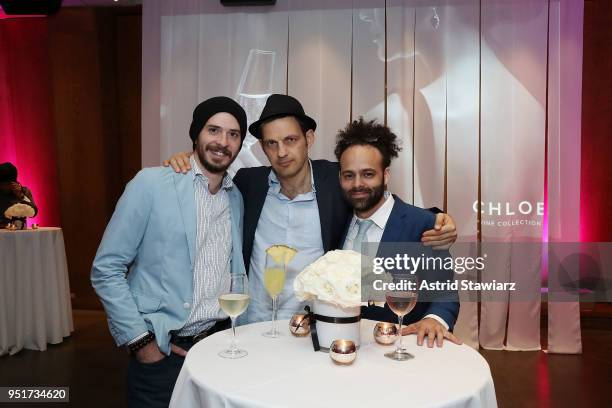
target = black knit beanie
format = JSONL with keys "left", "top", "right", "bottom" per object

{"left": 189, "top": 97, "right": 247, "bottom": 143}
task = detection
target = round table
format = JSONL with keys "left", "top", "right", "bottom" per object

{"left": 170, "top": 319, "right": 497, "bottom": 408}
{"left": 0, "top": 227, "right": 73, "bottom": 356}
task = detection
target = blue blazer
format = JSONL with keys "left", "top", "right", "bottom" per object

{"left": 91, "top": 167, "right": 246, "bottom": 355}
{"left": 342, "top": 196, "right": 460, "bottom": 330}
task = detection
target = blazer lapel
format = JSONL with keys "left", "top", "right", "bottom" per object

{"left": 174, "top": 172, "right": 197, "bottom": 267}
{"left": 375, "top": 199, "right": 407, "bottom": 260}
{"left": 379, "top": 199, "right": 406, "bottom": 244}
{"left": 228, "top": 188, "right": 240, "bottom": 248}
{"left": 243, "top": 168, "right": 270, "bottom": 269}
{"left": 227, "top": 187, "right": 246, "bottom": 276}
{"left": 339, "top": 217, "right": 352, "bottom": 249}
{"left": 313, "top": 162, "right": 333, "bottom": 252}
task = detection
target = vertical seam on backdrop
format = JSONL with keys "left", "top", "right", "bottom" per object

{"left": 286, "top": 4, "right": 290, "bottom": 94}
{"left": 350, "top": 2, "right": 354, "bottom": 122}
{"left": 444, "top": 75, "right": 448, "bottom": 213}
{"left": 384, "top": 0, "right": 388, "bottom": 127}
{"left": 544, "top": 0, "right": 551, "bottom": 244}
{"left": 411, "top": 7, "right": 416, "bottom": 205}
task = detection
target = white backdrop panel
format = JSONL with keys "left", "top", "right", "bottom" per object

{"left": 287, "top": 0, "right": 352, "bottom": 161}
{"left": 352, "top": 0, "right": 386, "bottom": 125}
{"left": 546, "top": 0, "right": 583, "bottom": 354}
{"left": 479, "top": 0, "right": 548, "bottom": 350}
{"left": 413, "top": 3, "right": 447, "bottom": 209}
{"left": 444, "top": 0, "right": 480, "bottom": 348}
{"left": 158, "top": 1, "right": 289, "bottom": 173}
{"left": 386, "top": 0, "right": 415, "bottom": 203}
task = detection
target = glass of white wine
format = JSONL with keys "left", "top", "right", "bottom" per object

{"left": 218, "top": 273, "right": 250, "bottom": 359}
{"left": 262, "top": 251, "right": 286, "bottom": 338}
{"left": 384, "top": 273, "right": 418, "bottom": 361}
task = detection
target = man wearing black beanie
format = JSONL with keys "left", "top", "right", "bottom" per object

{"left": 92, "top": 97, "right": 248, "bottom": 408}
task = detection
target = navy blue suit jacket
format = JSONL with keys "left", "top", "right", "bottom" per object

{"left": 346, "top": 196, "right": 460, "bottom": 331}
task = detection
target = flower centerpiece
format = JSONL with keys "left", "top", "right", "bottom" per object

{"left": 4, "top": 203, "right": 35, "bottom": 230}
{"left": 294, "top": 250, "right": 362, "bottom": 351}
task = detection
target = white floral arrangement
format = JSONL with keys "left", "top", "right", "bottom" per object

{"left": 4, "top": 203, "right": 35, "bottom": 219}
{"left": 293, "top": 250, "right": 362, "bottom": 308}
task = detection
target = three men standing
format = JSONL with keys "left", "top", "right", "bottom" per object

{"left": 166, "top": 94, "right": 458, "bottom": 323}
{"left": 93, "top": 93, "right": 459, "bottom": 408}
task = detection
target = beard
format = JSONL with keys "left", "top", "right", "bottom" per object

{"left": 196, "top": 142, "right": 234, "bottom": 174}
{"left": 342, "top": 181, "right": 386, "bottom": 213}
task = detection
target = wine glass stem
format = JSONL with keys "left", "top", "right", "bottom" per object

{"left": 272, "top": 296, "right": 277, "bottom": 334}
{"left": 230, "top": 317, "right": 237, "bottom": 352}
{"left": 397, "top": 315, "right": 404, "bottom": 352}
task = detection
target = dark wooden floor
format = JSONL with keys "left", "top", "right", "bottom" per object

{"left": 1, "top": 310, "right": 611, "bottom": 408}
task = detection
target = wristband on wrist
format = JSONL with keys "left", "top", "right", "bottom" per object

{"left": 128, "top": 331, "right": 155, "bottom": 354}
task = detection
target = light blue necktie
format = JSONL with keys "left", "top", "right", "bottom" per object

{"left": 352, "top": 219, "right": 374, "bottom": 252}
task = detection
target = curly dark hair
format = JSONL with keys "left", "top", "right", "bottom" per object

{"left": 334, "top": 117, "right": 402, "bottom": 168}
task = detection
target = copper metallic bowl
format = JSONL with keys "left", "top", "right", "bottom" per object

{"left": 373, "top": 322, "right": 399, "bottom": 345}
{"left": 330, "top": 340, "right": 357, "bottom": 365}
{"left": 289, "top": 313, "right": 310, "bottom": 337}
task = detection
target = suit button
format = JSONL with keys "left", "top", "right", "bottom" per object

{"left": 183, "top": 302, "right": 191, "bottom": 309}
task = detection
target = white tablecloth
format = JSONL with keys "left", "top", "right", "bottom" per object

{"left": 171, "top": 319, "right": 497, "bottom": 408}
{"left": 0, "top": 228, "right": 74, "bottom": 356}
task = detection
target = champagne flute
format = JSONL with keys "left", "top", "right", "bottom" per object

{"left": 384, "top": 273, "right": 418, "bottom": 361}
{"left": 218, "top": 273, "right": 250, "bottom": 359}
{"left": 229, "top": 48, "right": 276, "bottom": 175}
{"left": 262, "top": 245, "right": 297, "bottom": 338}
{"left": 262, "top": 252, "right": 286, "bottom": 338}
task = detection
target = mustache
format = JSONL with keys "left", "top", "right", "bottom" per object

{"left": 348, "top": 187, "right": 373, "bottom": 195}
{"left": 205, "top": 144, "right": 232, "bottom": 157}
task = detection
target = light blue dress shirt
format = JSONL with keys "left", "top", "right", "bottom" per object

{"left": 246, "top": 163, "right": 324, "bottom": 323}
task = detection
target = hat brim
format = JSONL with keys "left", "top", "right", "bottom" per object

{"left": 249, "top": 113, "right": 317, "bottom": 139}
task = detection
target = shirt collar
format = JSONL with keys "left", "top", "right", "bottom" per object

{"left": 353, "top": 192, "right": 395, "bottom": 230}
{"left": 268, "top": 159, "right": 317, "bottom": 194}
{"left": 190, "top": 155, "right": 233, "bottom": 190}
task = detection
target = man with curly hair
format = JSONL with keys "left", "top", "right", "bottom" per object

{"left": 336, "top": 117, "right": 461, "bottom": 347}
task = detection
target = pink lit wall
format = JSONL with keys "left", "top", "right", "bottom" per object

{"left": 580, "top": 0, "right": 612, "bottom": 243}
{"left": 0, "top": 18, "right": 61, "bottom": 227}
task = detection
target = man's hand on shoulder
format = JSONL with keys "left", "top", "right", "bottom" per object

{"left": 401, "top": 317, "right": 462, "bottom": 348}
{"left": 134, "top": 341, "right": 165, "bottom": 364}
{"left": 162, "top": 151, "right": 193, "bottom": 174}
{"left": 421, "top": 213, "right": 458, "bottom": 250}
